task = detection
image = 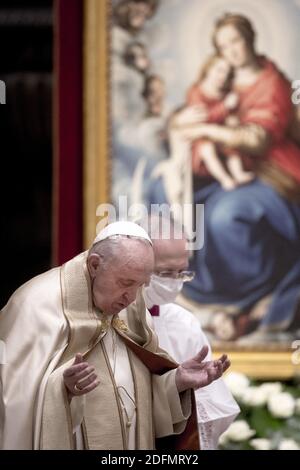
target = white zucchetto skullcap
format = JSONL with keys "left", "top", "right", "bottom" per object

{"left": 93, "top": 221, "right": 152, "bottom": 246}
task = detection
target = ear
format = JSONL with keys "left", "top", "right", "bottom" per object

{"left": 87, "top": 253, "right": 101, "bottom": 279}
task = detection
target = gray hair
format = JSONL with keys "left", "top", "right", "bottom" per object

{"left": 88, "top": 235, "right": 151, "bottom": 270}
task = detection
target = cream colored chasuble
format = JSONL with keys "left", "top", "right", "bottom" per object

{"left": 39, "top": 251, "right": 195, "bottom": 450}
{"left": 103, "top": 321, "right": 137, "bottom": 449}
{"left": 73, "top": 317, "right": 137, "bottom": 450}
{"left": 0, "top": 251, "right": 196, "bottom": 450}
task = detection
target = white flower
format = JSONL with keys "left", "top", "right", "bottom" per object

{"left": 241, "top": 386, "right": 268, "bottom": 407}
{"left": 241, "top": 383, "right": 284, "bottom": 407}
{"left": 219, "top": 420, "right": 255, "bottom": 445}
{"left": 295, "top": 398, "right": 300, "bottom": 415}
{"left": 250, "top": 438, "right": 272, "bottom": 450}
{"left": 268, "top": 392, "right": 295, "bottom": 418}
{"left": 223, "top": 372, "right": 250, "bottom": 399}
{"left": 278, "top": 439, "right": 300, "bottom": 450}
{"left": 218, "top": 432, "right": 230, "bottom": 446}
{"left": 259, "top": 382, "right": 283, "bottom": 397}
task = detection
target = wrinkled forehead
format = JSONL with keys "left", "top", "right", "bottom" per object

{"left": 110, "top": 256, "right": 154, "bottom": 284}
{"left": 117, "top": 239, "right": 154, "bottom": 268}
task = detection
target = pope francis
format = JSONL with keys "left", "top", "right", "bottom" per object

{"left": 0, "top": 221, "right": 230, "bottom": 450}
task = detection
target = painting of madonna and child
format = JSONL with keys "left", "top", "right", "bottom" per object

{"left": 110, "top": 0, "right": 300, "bottom": 348}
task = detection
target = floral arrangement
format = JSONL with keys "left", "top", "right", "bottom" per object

{"left": 219, "top": 372, "right": 300, "bottom": 450}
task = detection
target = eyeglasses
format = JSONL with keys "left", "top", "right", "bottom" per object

{"left": 154, "top": 271, "right": 195, "bottom": 282}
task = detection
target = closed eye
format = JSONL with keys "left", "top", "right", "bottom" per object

{"left": 119, "top": 280, "right": 135, "bottom": 288}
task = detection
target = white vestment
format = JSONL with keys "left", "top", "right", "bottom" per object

{"left": 152, "top": 303, "right": 240, "bottom": 449}
{"left": 73, "top": 321, "right": 138, "bottom": 450}
{"left": 0, "top": 253, "right": 198, "bottom": 450}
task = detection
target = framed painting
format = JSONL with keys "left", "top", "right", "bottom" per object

{"left": 83, "top": 0, "right": 300, "bottom": 378}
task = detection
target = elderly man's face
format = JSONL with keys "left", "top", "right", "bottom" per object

{"left": 88, "top": 239, "right": 154, "bottom": 315}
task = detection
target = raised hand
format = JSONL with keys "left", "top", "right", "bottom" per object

{"left": 175, "top": 345, "right": 230, "bottom": 393}
{"left": 63, "top": 353, "right": 100, "bottom": 400}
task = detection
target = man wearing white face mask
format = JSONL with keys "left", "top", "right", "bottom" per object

{"left": 141, "top": 216, "right": 240, "bottom": 450}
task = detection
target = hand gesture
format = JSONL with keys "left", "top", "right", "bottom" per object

{"left": 175, "top": 345, "right": 230, "bottom": 393}
{"left": 63, "top": 353, "right": 100, "bottom": 399}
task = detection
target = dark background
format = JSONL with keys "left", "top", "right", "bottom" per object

{"left": 0, "top": 0, "right": 53, "bottom": 306}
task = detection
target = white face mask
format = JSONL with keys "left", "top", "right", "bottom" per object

{"left": 144, "top": 274, "right": 184, "bottom": 308}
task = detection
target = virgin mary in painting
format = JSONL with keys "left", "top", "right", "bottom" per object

{"left": 111, "top": 0, "right": 300, "bottom": 348}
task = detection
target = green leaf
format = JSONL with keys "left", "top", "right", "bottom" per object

{"left": 249, "top": 407, "right": 282, "bottom": 438}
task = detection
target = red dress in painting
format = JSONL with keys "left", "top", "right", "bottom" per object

{"left": 187, "top": 57, "right": 300, "bottom": 184}
{"left": 237, "top": 57, "right": 300, "bottom": 183}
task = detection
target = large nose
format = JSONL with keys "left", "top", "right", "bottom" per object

{"left": 122, "top": 288, "right": 138, "bottom": 305}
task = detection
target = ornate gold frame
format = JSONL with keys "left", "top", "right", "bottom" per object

{"left": 83, "top": 0, "right": 300, "bottom": 379}
{"left": 213, "top": 349, "right": 300, "bottom": 380}
{"left": 83, "top": 0, "right": 110, "bottom": 248}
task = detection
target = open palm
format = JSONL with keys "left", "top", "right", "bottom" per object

{"left": 175, "top": 345, "right": 230, "bottom": 393}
